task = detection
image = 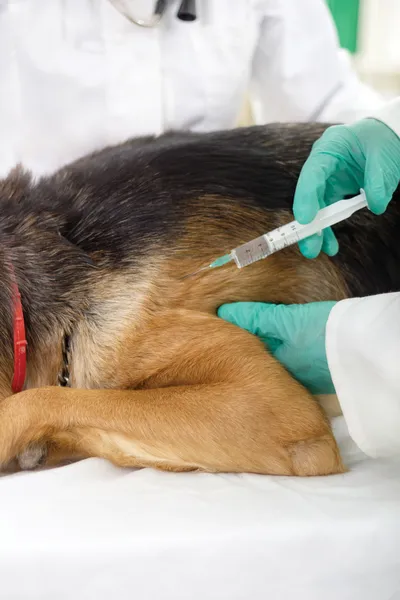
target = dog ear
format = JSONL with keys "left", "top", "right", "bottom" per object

{"left": 0, "top": 165, "right": 32, "bottom": 202}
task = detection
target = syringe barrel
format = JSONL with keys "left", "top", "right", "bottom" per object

{"left": 230, "top": 190, "right": 368, "bottom": 269}
{"left": 231, "top": 234, "right": 273, "bottom": 268}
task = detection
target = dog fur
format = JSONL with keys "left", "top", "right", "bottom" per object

{"left": 0, "top": 123, "right": 398, "bottom": 476}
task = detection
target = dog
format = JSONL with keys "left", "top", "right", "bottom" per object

{"left": 0, "top": 123, "right": 399, "bottom": 476}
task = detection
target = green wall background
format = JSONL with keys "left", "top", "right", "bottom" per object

{"left": 326, "top": 0, "right": 360, "bottom": 54}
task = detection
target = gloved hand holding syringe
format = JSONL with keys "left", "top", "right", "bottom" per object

{"left": 186, "top": 190, "right": 367, "bottom": 277}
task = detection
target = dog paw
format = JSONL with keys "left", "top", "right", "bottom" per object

{"left": 17, "top": 444, "right": 48, "bottom": 471}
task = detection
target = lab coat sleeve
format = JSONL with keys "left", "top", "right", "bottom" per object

{"left": 250, "top": 0, "right": 384, "bottom": 124}
{"left": 326, "top": 293, "right": 400, "bottom": 458}
{"left": 368, "top": 97, "right": 400, "bottom": 139}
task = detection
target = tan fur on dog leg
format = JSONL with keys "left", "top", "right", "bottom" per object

{"left": 0, "top": 313, "right": 344, "bottom": 476}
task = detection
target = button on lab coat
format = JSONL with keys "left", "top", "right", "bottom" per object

{"left": 0, "top": 0, "right": 383, "bottom": 175}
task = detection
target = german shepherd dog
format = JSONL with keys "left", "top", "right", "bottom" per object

{"left": 0, "top": 124, "right": 399, "bottom": 476}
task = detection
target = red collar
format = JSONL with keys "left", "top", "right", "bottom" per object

{"left": 9, "top": 270, "right": 27, "bottom": 394}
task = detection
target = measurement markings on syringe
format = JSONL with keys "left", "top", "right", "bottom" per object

{"left": 232, "top": 235, "right": 271, "bottom": 267}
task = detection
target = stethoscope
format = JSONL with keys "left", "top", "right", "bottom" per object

{"left": 108, "top": 0, "right": 197, "bottom": 27}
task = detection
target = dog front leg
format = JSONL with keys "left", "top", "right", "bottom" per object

{"left": 0, "top": 312, "right": 345, "bottom": 476}
{"left": 0, "top": 382, "right": 343, "bottom": 476}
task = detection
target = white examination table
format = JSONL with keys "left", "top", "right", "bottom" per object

{"left": 1, "top": 416, "right": 400, "bottom": 600}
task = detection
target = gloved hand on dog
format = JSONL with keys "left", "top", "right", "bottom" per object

{"left": 218, "top": 301, "right": 336, "bottom": 395}
{"left": 294, "top": 118, "right": 400, "bottom": 259}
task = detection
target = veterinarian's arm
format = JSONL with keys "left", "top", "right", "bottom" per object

{"left": 294, "top": 97, "right": 400, "bottom": 259}
{"left": 219, "top": 296, "right": 400, "bottom": 458}
{"left": 250, "top": 0, "right": 383, "bottom": 124}
{"left": 326, "top": 292, "right": 400, "bottom": 458}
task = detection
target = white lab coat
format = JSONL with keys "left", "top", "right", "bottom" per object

{"left": 0, "top": 0, "right": 383, "bottom": 176}
{"left": 327, "top": 98, "right": 400, "bottom": 459}
{"left": 327, "top": 293, "right": 400, "bottom": 459}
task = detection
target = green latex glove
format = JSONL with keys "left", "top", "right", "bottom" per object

{"left": 294, "top": 118, "right": 400, "bottom": 259}
{"left": 218, "top": 301, "right": 337, "bottom": 395}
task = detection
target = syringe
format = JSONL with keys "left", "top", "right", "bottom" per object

{"left": 186, "top": 190, "right": 367, "bottom": 277}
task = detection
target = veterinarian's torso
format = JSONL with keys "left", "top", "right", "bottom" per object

{"left": 0, "top": 0, "right": 365, "bottom": 176}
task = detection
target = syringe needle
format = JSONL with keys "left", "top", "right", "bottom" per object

{"left": 182, "top": 253, "right": 233, "bottom": 280}
{"left": 181, "top": 264, "right": 213, "bottom": 280}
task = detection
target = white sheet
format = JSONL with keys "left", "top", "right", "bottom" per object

{"left": 1, "top": 417, "right": 400, "bottom": 600}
